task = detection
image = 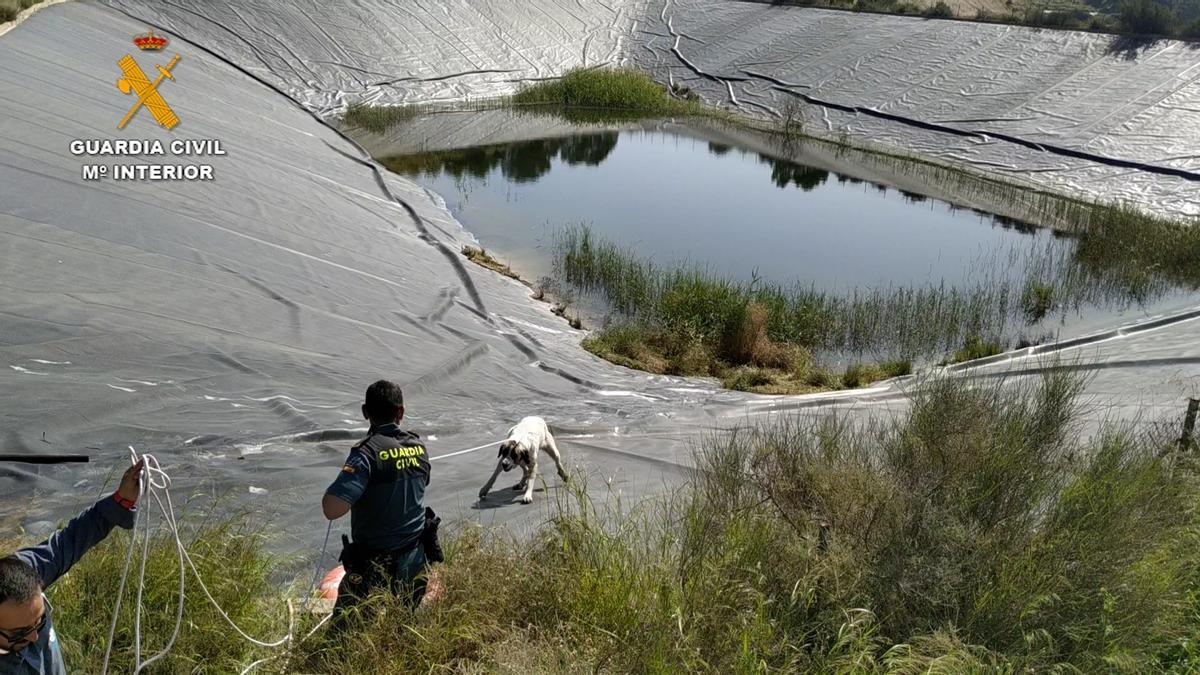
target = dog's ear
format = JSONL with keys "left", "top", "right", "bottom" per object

{"left": 498, "top": 441, "right": 512, "bottom": 458}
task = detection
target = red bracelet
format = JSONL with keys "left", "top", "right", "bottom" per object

{"left": 112, "top": 492, "right": 137, "bottom": 511}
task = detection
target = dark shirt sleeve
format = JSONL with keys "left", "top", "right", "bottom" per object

{"left": 325, "top": 447, "right": 371, "bottom": 506}
{"left": 13, "top": 495, "right": 136, "bottom": 589}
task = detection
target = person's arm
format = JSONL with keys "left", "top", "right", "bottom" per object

{"left": 14, "top": 461, "right": 143, "bottom": 589}
{"left": 323, "top": 449, "right": 370, "bottom": 520}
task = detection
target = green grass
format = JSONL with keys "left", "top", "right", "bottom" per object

{"left": 33, "top": 372, "right": 1200, "bottom": 672}
{"left": 342, "top": 102, "right": 421, "bottom": 134}
{"left": 549, "top": 194, "right": 1200, "bottom": 379}
{"left": 1020, "top": 279, "right": 1056, "bottom": 324}
{"left": 948, "top": 334, "right": 1005, "bottom": 364}
{"left": 345, "top": 68, "right": 712, "bottom": 134}
{"left": 0, "top": 0, "right": 44, "bottom": 22}
{"left": 555, "top": 224, "right": 1001, "bottom": 362}
{"left": 47, "top": 514, "right": 294, "bottom": 673}
{"left": 510, "top": 68, "right": 705, "bottom": 117}
{"left": 923, "top": 0, "right": 955, "bottom": 17}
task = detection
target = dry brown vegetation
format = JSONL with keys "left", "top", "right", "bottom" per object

{"left": 462, "top": 245, "right": 522, "bottom": 282}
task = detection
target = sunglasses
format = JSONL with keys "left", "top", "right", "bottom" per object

{"left": 0, "top": 604, "right": 49, "bottom": 653}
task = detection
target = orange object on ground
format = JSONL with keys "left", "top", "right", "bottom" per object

{"left": 317, "top": 564, "right": 443, "bottom": 604}
{"left": 318, "top": 564, "right": 345, "bottom": 600}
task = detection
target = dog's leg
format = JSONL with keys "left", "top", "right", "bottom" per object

{"left": 519, "top": 455, "right": 538, "bottom": 504}
{"left": 543, "top": 431, "right": 569, "bottom": 483}
{"left": 479, "top": 460, "right": 504, "bottom": 500}
{"left": 511, "top": 469, "right": 528, "bottom": 492}
{"left": 512, "top": 452, "right": 530, "bottom": 492}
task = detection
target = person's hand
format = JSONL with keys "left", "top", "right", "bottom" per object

{"left": 117, "top": 459, "right": 145, "bottom": 504}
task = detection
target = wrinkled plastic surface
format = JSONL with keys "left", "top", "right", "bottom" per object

{"left": 100, "top": 0, "right": 644, "bottom": 115}
{"left": 1, "top": 4, "right": 1197, "bottom": 553}
{"left": 634, "top": 0, "right": 1200, "bottom": 217}
{"left": 98, "top": 0, "right": 1200, "bottom": 216}
{"left": 0, "top": 4, "right": 703, "bottom": 545}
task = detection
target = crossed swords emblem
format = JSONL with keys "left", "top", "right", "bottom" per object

{"left": 116, "top": 53, "right": 181, "bottom": 130}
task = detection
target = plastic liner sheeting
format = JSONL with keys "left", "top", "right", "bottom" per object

{"left": 99, "top": 0, "right": 645, "bottom": 115}
{"left": 0, "top": 3, "right": 703, "bottom": 544}
{"left": 632, "top": 0, "right": 1200, "bottom": 217}
{"left": 1, "top": 3, "right": 1197, "bottom": 548}
{"left": 98, "top": 0, "right": 1200, "bottom": 216}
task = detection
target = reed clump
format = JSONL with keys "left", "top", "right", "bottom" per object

{"left": 510, "top": 68, "right": 706, "bottom": 118}
{"left": 552, "top": 203, "right": 1200, "bottom": 389}
{"left": 343, "top": 102, "right": 422, "bottom": 133}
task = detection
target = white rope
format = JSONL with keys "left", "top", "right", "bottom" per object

{"left": 134, "top": 488, "right": 185, "bottom": 673}
{"left": 99, "top": 453, "right": 144, "bottom": 675}
{"left": 101, "top": 436, "right": 503, "bottom": 673}
{"left": 305, "top": 521, "right": 332, "bottom": 614}
{"left": 103, "top": 448, "right": 297, "bottom": 675}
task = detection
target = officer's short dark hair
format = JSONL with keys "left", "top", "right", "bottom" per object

{"left": 363, "top": 380, "right": 404, "bottom": 423}
{"left": 0, "top": 556, "right": 41, "bottom": 605}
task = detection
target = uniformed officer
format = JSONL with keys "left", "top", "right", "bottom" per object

{"left": 322, "top": 380, "right": 431, "bottom": 618}
{"left": 1, "top": 460, "right": 144, "bottom": 674}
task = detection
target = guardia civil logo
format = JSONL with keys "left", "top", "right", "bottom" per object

{"left": 115, "top": 30, "right": 181, "bottom": 130}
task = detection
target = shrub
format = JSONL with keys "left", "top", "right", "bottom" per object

{"left": 881, "top": 359, "right": 913, "bottom": 377}
{"left": 29, "top": 373, "right": 1200, "bottom": 672}
{"left": 778, "top": 98, "right": 806, "bottom": 137}
{"left": 581, "top": 321, "right": 672, "bottom": 374}
{"left": 1118, "top": 0, "right": 1177, "bottom": 34}
{"left": 1089, "top": 13, "right": 1120, "bottom": 31}
{"left": 721, "top": 301, "right": 807, "bottom": 369}
{"left": 841, "top": 362, "right": 881, "bottom": 388}
{"left": 805, "top": 367, "right": 835, "bottom": 388}
{"left": 1182, "top": 17, "right": 1200, "bottom": 38}
{"left": 746, "top": 373, "right": 1197, "bottom": 663}
{"left": 950, "top": 334, "right": 1003, "bottom": 363}
{"left": 924, "top": 1, "right": 954, "bottom": 18}
{"left": 512, "top": 68, "right": 703, "bottom": 118}
{"left": 721, "top": 365, "right": 776, "bottom": 391}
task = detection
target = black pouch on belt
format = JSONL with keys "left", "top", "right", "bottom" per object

{"left": 421, "top": 507, "right": 444, "bottom": 563}
{"left": 339, "top": 534, "right": 371, "bottom": 574}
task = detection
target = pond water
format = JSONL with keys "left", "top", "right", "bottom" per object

{"left": 376, "top": 128, "right": 1196, "bottom": 354}
{"left": 382, "top": 130, "right": 1057, "bottom": 291}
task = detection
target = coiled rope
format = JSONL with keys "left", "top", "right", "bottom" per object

{"left": 102, "top": 438, "right": 501, "bottom": 674}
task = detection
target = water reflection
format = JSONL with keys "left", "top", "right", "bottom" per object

{"left": 760, "top": 156, "right": 829, "bottom": 191}
{"left": 707, "top": 141, "right": 732, "bottom": 155}
{"left": 380, "top": 133, "right": 620, "bottom": 183}
{"left": 383, "top": 132, "right": 846, "bottom": 195}
{"left": 372, "top": 128, "right": 1194, "bottom": 353}
{"left": 380, "top": 130, "right": 1069, "bottom": 293}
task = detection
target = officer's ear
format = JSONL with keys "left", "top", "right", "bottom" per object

{"left": 361, "top": 404, "right": 369, "bottom": 421}
{"left": 395, "top": 406, "right": 405, "bottom": 424}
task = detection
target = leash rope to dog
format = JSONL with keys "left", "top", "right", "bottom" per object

{"left": 101, "top": 437, "right": 503, "bottom": 674}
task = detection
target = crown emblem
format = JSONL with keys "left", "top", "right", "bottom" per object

{"left": 133, "top": 30, "right": 168, "bottom": 51}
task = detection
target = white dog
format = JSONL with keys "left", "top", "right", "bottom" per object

{"left": 479, "top": 416, "right": 568, "bottom": 504}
